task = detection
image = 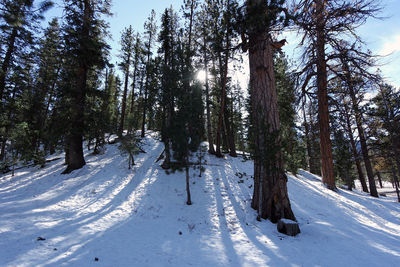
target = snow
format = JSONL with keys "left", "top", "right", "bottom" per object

{"left": 1, "top": 133, "right": 399, "bottom": 267}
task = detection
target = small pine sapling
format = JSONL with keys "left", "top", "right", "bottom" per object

{"left": 118, "top": 133, "right": 144, "bottom": 169}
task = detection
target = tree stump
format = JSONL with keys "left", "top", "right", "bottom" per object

{"left": 277, "top": 219, "right": 300, "bottom": 236}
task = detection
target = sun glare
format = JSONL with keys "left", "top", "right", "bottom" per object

{"left": 196, "top": 70, "right": 207, "bottom": 83}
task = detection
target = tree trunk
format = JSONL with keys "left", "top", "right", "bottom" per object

{"left": 141, "top": 86, "right": 148, "bottom": 138}
{"left": 376, "top": 171, "right": 383, "bottom": 189}
{"left": 203, "top": 36, "right": 215, "bottom": 155}
{"left": 128, "top": 45, "right": 139, "bottom": 133}
{"left": 141, "top": 28, "right": 153, "bottom": 138}
{"left": 315, "top": 0, "right": 335, "bottom": 190}
{"left": 62, "top": 0, "right": 91, "bottom": 174}
{"left": 389, "top": 158, "right": 400, "bottom": 202}
{"left": 215, "top": 0, "right": 236, "bottom": 158}
{"left": 347, "top": 84, "right": 378, "bottom": 197}
{"left": 185, "top": 155, "right": 192, "bottom": 205}
{"left": 248, "top": 15, "right": 296, "bottom": 222}
{"left": 224, "top": 99, "right": 237, "bottom": 157}
{"left": 119, "top": 58, "right": 131, "bottom": 137}
{"left": 343, "top": 103, "right": 369, "bottom": 192}
{"left": 302, "top": 99, "right": 314, "bottom": 173}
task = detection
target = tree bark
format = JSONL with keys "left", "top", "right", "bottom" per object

{"left": 185, "top": 155, "right": 192, "bottom": 205}
{"left": 118, "top": 54, "right": 131, "bottom": 137}
{"left": 347, "top": 79, "right": 378, "bottom": 197}
{"left": 63, "top": 0, "right": 91, "bottom": 174}
{"left": 203, "top": 35, "right": 215, "bottom": 155}
{"left": 141, "top": 26, "right": 154, "bottom": 138}
{"left": 315, "top": 0, "right": 336, "bottom": 190}
{"left": 376, "top": 171, "right": 383, "bottom": 189}
{"left": 343, "top": 102, "right": 369, "bottom": 192}
{"left": 302, "top": 98, "right": 315, "bottom": 173}
{"left": 247, "top": 8, "right": 296, "bottom": 222}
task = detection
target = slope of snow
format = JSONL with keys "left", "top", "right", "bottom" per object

{"left": 0, "top": 134, "right": 399, "bottom": 267}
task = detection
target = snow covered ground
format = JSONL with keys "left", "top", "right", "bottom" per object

{"left": 1, "top": 133, "right": 399, "bottom": 267}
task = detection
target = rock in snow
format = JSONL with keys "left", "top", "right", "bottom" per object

{"left": 277, "top": 219, "right": 301, "bottom": 236}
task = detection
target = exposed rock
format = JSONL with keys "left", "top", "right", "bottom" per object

{"left": 277, "top": 219, "right": 300, "bottom": 236}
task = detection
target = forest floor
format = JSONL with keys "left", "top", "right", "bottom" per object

{"left": 0, "top": 132, "right": 399, "bottom": 267}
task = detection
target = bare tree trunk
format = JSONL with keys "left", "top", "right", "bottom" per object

{"left": 315, "top": 0, "right": 335, "bottom": 190}
{"left": 376, "top": 171, "right": 383, "bottom": 189}
{"left": 185, "top": 155, "right": 192, "bottom": 205}
{"left": 348, "top": 85, "right": 378, "bottom": 197}
{"left": 302, "top": 99, "right": 314, "bottom": 173}
{"left": 343, "top": 103, "right": 369, "bottom": 192}
{"left": 389, "top": 158, "right": 400, "bottom": 202}
{"left": 141, "top": 86, "right": 148, "bottom": 138}
{"left": 224, "top": 101, "right": 237, "bottom": 157}
{"left": 119, "top": 59, "right": 130, "bottom": 137}
{"left": 248, "top": 23, "right": 296, "bottom": 222}
{"left": 215, "top": 51, "right": 229, "bottom": 158}
{"left": 342, "top": 57, "right": 378, "bottom": 197}
{"left": 141, "top": 27, "right": 154, "bottom": 138}
{"left": 203, "top": 36, "right": 215, "bottom": 155}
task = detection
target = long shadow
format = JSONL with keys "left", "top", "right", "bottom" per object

{"left": 288, "top": 173, "right": 400, "bottom": 261}
{"left": 213, "top": 163, "right": 293, "bottom": 266}
{"left": 291, "top": 173, "right": 400, "bottom": 235}
{"left": 1, "top": 141, "right": 164, "bottom": 266}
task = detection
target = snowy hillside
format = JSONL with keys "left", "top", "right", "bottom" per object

{"left": 0, "top": 133, "right": 399, "bottom": 267}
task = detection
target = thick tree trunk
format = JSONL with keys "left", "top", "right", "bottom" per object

{"left": 248, "top": 24, "right": 296, "bottom": 222}
{"left": 315, "top": 0, "right": 335, "bottom": 190}
{"left": 63, "top": 0, "right": 91, "bottom": 174}
{"left": 63, "top": 66, "right": 86, "bottom": 174}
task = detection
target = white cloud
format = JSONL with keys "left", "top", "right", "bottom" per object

{"left": 379, "top": 34, "right": 400, "bottom": 56}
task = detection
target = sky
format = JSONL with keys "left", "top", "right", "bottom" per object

{"left": 46, "top": 0, "right": 400, "bottom": 88}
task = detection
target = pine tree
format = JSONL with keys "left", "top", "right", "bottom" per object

{"left": 61, "top": 0, "right": 111, "bottom": 174}
{"left": 118, "top": 26, "right": 135, "bottom": 137}
{"left": 295, "top": 0, "right": 381, "bottom": 191}
{"left": 159, "top": 7, "right": 179, "bottom": 169}
{"left": 197, "top": 2, "right": 216, "bottom": 154}
{"left": 244, "top": 0, "right": 297, "bottom": 223}
{"left": 0, "top": 0, "right": 53, "bottom": 161}
{"left": 275, "top": 53, "right": 305, "bottom": 174}
{"left": 141, "top": 9, "right": 157, "bottom": 138}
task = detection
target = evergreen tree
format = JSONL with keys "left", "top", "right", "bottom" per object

{"left": 295, "top": 0, "right": 381, "bottom": 191}
{"left": 244, "top": 0, "right": 297, "bottom": 223}
{"left": 141, "top": 9, "right": 157, "bottom": 138}
{"left": 0, "top": 0, "right": 53, "bottom": 161}
{"left": 61, "top": 0, "right": 111, "bottom": 174}
{"left": 274, "top": 53, "right": 305, "bottom": 174}
{"left": 118, "top": 25, "right": 135, "bottom": 137}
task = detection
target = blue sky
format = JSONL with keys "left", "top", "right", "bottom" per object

{"left": 46, "top": 0, "right": 399, "bottom": 88}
